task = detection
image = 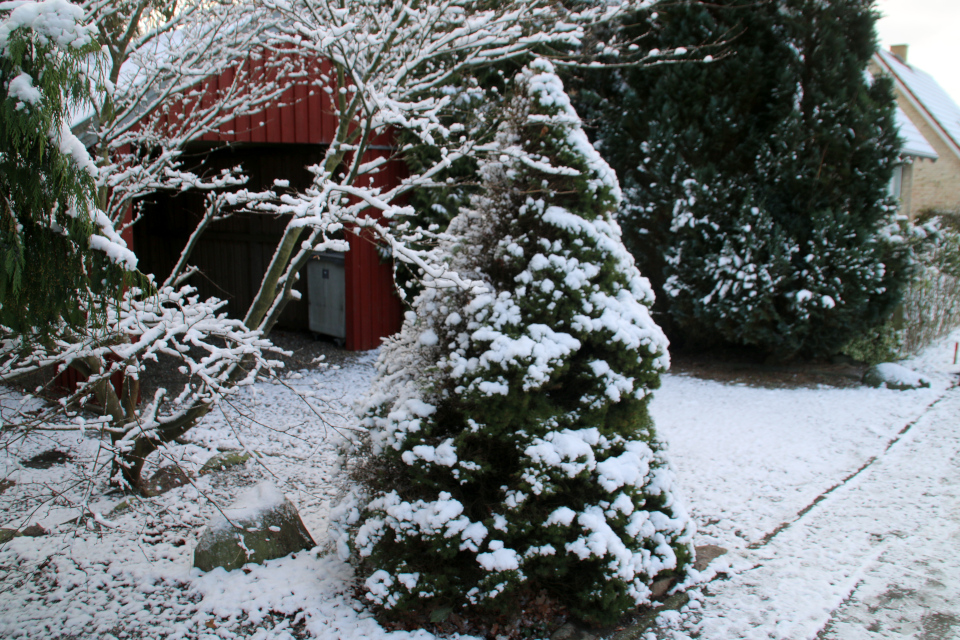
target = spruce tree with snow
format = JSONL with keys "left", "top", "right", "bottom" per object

{"left": 582, "top": 0, "right": 906, "bottom": 358}
{"left": 340, "top": 59, "right": 693, "bottom": 627}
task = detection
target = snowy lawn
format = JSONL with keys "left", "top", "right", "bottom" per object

{"left": 0, "top": 335, "right": 958, "bottom": 640}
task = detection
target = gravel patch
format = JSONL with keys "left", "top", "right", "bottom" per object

{"left": 670, "top": 351, "right": 867, "bottom": 389}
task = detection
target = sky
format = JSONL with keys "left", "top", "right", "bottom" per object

{"left": 875, "top": 0, "right": 960, "bottom": 104}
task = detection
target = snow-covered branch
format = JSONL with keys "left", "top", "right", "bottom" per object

{"left": 9, "top": 0, "right": 685, "bottom": 492}
{"left": 239, "top": 0, "right": 654, "bottom": 334}
{"left": 0, "top": 284, "right": 283, "bottom": 488}
{"left": 80, "top": 0, "right": 298, "bottom": 227}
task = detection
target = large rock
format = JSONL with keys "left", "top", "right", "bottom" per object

{"left": 199, "top": 451, "right": 252, "bottom": 475}
{"left": 142, "top": 465, "right": 191, "bottom": 497}
{"left": 193, "top": 482, "right": 316, "bottom": 572}
{"left": 863, "top": 363, "right": 931, "bottom": 390}
{"left": 0, "top": 529, "right": 20, "bottom": 544}
{"left": 20, "top": 523, "right": 47, "bottom": 537}
{"left": 693, "top": 544, "right": 728, "bottom": 571}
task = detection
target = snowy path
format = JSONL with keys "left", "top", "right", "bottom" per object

{"left": 651, "top": 374, "right": 948, "bottom": 551}
{"left": 661, "top": 383, "right": 960, "bottom": 639}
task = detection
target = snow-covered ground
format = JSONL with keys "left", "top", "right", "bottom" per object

{"left": 647, "top": 333, "right": 960, "bottom": 640}
{"left": 1, "top": 334, "right": 958, "bottom": 640}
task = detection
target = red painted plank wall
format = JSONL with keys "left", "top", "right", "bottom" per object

{"left": 155, "top": 53, "right": 338, "bottom": 145}
{"left": 215, "top": 55, "right": 337, "bottom": 145}
{"left": 345, "top": 148, "right": 406, "bottom": 351}
{"left": 143, "top": 53, "right": 405, "bottom": 350}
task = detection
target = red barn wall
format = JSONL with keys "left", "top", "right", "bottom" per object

{"left": 211, "top": 57, "right": 338, "bottom": 145}
{"left": 139, "top": 54, "right": 405, "bottom": 350}
{"left": 345, "top": 148, "right": 407, "bottom": 351}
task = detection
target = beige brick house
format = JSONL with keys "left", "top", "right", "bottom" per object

{"left": 871, "top": 46, "right": 960, "bottom": 219}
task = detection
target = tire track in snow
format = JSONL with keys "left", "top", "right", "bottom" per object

{"left": 747, "top": 379, "right": 958, "bottom": 551}
{"left": 670, "top": 385, "right": 960, "bottom": 640}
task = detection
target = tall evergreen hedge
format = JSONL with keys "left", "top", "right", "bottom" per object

{"left": 582, "top": 0, "right": 906, "bottom": 358}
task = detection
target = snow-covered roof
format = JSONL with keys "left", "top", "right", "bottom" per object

{"left": 874, "top": 49, "right": 960, "bottom": 160}
{"left": 69, "top": 33, "right": 179, "bottom": 144}
{"left": 895, "top": 106, "right": 938, "bottom": 160}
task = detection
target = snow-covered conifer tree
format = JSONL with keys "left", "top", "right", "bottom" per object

{"left": 583, "top": 0, "right": 906, "bottom": 359}
{"left": 1, "top": 0, "right": 138, "bottom": 332}
{"left": 341, "top": 59, "right": 693, "bottom": 627}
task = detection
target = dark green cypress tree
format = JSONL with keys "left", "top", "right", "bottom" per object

{"left": 340, "top": 59, "right": 692, "bottom": 629}
{"left": 583, "top": 0, "right": 904, "bottom": 358}
{"left": 577, "top": 0, "right": 796, "bottom": 324}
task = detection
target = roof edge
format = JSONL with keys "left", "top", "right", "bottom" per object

{"left": 873, "top": 51, "right": 960, "bottom": 162}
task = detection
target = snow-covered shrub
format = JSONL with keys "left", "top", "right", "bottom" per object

{"left": 836, "top": 214, "right": 960, "bottom": 361}
{"left": 339, "top": 60, "right": 693, "bottom": 627}
{"left": 664, "top": 171, "right": 901, "bottom": 358}
{"left": 878, "top": 214, "right": 960, "bottom": 356}
{"left": 839, "top": 324, "right": 904, "bottom": 365}
{"left": 663, "top": 179, "right": 796, "bottom": 349}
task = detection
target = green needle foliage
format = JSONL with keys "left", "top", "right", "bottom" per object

{"left": 581, "top": 0, "right": 907, "bottom": 359}
{"left": 1, "top": 2, "right": 134, "bottom": 332}
{"left": 340, "top": 60, "right": 693, "bottom": 629}
{"left": 395, "top": 61, "right": 524, "bottom": 300}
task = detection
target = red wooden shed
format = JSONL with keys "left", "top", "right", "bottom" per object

{"left": 132, "top": 57, "right": 404, "bottom": 351}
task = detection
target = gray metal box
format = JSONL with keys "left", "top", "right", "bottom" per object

{"left": 307, "top": 252, "right": 346, "bottom": 341}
